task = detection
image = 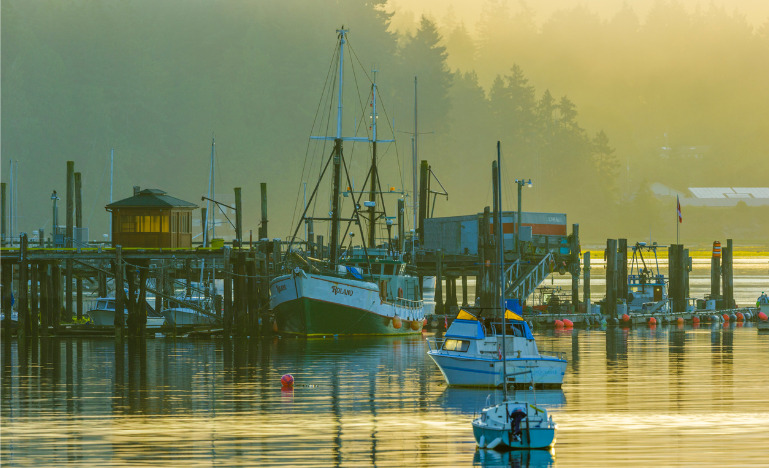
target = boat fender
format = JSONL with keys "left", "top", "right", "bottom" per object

{"left": 677, "top": 317, "right": 684, "bottom": 326}
{"left": 729, "top": 313, "right": 737, "bottom": 322}
{"left": 758, "top": 312, "right": 768, "bottom": 321}
{"left": 410, "top": 320, "right": 420, "bottom": 331}
{"left": 736, "top": 312, "right": 744, "bottom": 322}
{"left": 648, "top": 317, "right": 656, "bottom": 325}
{"left": 392, "top": 315, "right": 402, "bottom": 329}
{"left": 487, "top": 437, "right": 502, "bottom": 450}
{"left": 563, "top": 318, "right": 573, "bottom": 328}
{"left": 722, "top": 314, "right": 730, "bottom": 322}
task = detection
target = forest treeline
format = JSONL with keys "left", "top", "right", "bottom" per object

{"left": 3, "top": 0, "right": 768, "bottom": 243}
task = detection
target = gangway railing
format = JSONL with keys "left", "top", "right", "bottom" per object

{"left": 504, "top": 252, "right": 554, "bottom": 303}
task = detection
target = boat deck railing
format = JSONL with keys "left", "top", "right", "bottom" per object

{"left": 384, "top": 297, "right": 423, "bottom": 310}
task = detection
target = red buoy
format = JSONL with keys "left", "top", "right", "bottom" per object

{"left": 648, "top": 317, "right": 657, "bottom": 325}
{"left": 281, "top": 374, "right": 294, "bottom": 388}
{"left": 692, "top": 316, "right": 700, "bottom": 324}
{"left": 722, "top": 314, "right": 730, "bottom": 322}
{"left": 622, "top": 314, "right": 630, "bottom": 322}
{"left": 677, "top": 317, "right": 684, "bottom": 325}
{"left": 736, "top": 312, "right": 744, "bottom": 322}
{"left": 554, "top": 319, "right": 564, "bottom": 329}
{"left": 563, "top": 319, "right": 574, "bottom": 328}
{"left": 758, "top": 312, "right": 768, "bottom": 321}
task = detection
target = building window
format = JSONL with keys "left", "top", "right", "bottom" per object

{"left": 121, "top": 215, "right": 136, "bottom": 233}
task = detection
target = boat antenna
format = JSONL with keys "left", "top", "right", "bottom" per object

{"left": 495, "top": 141, "right": 508, "bottom": 402}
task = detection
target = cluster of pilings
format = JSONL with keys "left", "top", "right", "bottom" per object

{"left": 600, "top": 238, "right": 736, "bottom": 315}
{"left": 0, "top": 234, "right": 280, "bottom": 340}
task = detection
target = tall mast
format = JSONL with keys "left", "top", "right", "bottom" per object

{"left": 109, "top": 148, "right": 114, "bottom": 241}
{"left": 328, "top": 27, "right": 348, "bottom": 269}
{"left": 209, "top": 137, "right": 216, "bottom": 241}
{"left": 495, "top": 141, "right": 508, "bottom": 400}
{"left": 412, "top": 76, "right": 418, "bottom": 256}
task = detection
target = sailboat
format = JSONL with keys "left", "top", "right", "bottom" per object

{"left": 269, "top": 28, "right": 424, "bottom": 336}
{"left": 471, "top": 143, "right": 557, "bottom": 451}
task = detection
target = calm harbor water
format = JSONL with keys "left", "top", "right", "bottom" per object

{"left": 2, "top": 324, "right": 768, "bottom": 467}
{"left": 2, "top": 258, "right": 768, "bottom": 467}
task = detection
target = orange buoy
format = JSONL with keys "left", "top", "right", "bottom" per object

{"left": 677, "top": 317, "right": 684, "bottom": 325}
{"left": 692, "top": 316, "right": 700, "bottom": 324}
{"left": 410, "top": 320, "right": 420, "bottom": 331}
{"left": 392, "top": 316, "right": 402, "bottom": 329}
{"left": 648, "top": 317, "right": 656, "bottom": 325}
{"left": 736, "top": 312, "right": 744, "bottom": 322}
{"left": 554, "top": 319, "right": 564, "bottom": 329}
{"left": 622, "top": 314, "right": 630, "bottom": 322}
{"left": 758, "top": 312, "right": 768, "bottom": 321}
{"left": 722, "top": 314, "right": 730, "bottom": 322}
{"left": 281, "top": 374, "right": 294, "bottom": 388}
{"left": 563, "top": 319, "right": 574, "bottom": 328}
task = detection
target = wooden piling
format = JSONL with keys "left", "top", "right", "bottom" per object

{"left": 1, "top": 254, "right": 13, "bottom": 333}
{"left": 51, "top": 264, "right": 62, "bottom": 331}
{"left": 711, "top": 241, "right": 721, "bottom": 299}
{"left": 260, "top": 183, "right": 268, "bottom": 239}
{"left": 114, "top": 246, "right": 125, "bottom": 340}
{"left": 617, "top": 238, "right": 627, "bottom": 304}
{"left": 479, "top": 207, "right": 493, "bottom": 309}
{"left": 201, "top": 207, "right": 208, "bottom": 246}
{"left": 1, "top": 182, "right": 6, "bottom": 246}
{"left": 583, "top": 251, "right": 591, "bottom": 313}
{"left": 418, "top": 160, "right": 429, "bottom": 244}
{"left": 39, "top": 264, "right": 49, "bottom": 336}
{"left": 30, "top": 260, "right": 39, "bottom": 336}
{"left": 435, "top": 250, "right": 444, "bottom": 315}
{"left": 606, "top": 239, "right": 617, "bottom": 317}
{"left": 234, "top": 187, "right": 242, "bottom": 245}
{"left": 722, "top": 239, "right": 734, "bottom": 308}
{"left": 669, "top": 244, "right": 685, "bottom": 313}
{"left": 223, "top": 247, "right": 232, "bottom": 336}
{"left": 683, "top": 248, "right": 690, "bottom": 299}
{"left": 461, "top": 275, "right": 468, "bottom": 307}
{"left": 571, "top": 224, "right": 581, "bottom": 310}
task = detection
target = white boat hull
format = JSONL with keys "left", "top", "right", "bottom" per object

{"left": 162, "top": 308, "right": 217, "bottom": 327}
{"left": 428, "top": 353, "right": 566, "bottom": 387}
{"left": 88, "top": 308, "right": 165, "bottom": 329}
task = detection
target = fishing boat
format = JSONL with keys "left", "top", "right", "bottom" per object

{"left": 269, "top": 28, "right": 424, "bottom": 336}
{"left": 627, "top": 242, "right": 670, "bottom": 314}
{"left": 87, "top": 297, "right": 166, "bottom": 329}
{"left": 161, "top": 296, "right": 219, "bottom": 327}
{"left": 471, "top": 142, "right": 557, "bottom": 451}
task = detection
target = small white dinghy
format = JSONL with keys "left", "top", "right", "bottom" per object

{"left": 472, "top": 399, "right": 557, "bottom": 450}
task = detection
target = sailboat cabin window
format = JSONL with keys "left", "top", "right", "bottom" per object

{"left": 442, "top": 339, "right": 470, "bottom": 352}
{"left": 383, "top": 264, "right": 394, "bottom": 275}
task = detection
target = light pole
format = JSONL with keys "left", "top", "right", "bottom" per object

{"left": 514, "top": 179, "right": 532, "bottom": 259}
{"left": 51, "top": 190, "right": 60, "bottom": 238}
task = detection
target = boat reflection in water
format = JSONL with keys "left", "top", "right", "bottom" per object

{"left": 436, "top": 387, "right": 565, "bottom": 415}
{"left": 473, "top": 447, "right": 555, "bottom": 467}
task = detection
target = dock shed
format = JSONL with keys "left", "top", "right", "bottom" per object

{"left": 106, "top": 188, "right": 197, "bottom": 248}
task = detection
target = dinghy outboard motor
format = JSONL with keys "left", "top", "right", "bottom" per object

{"left": 509, "top": 408, "right": 527, "bottom": 440}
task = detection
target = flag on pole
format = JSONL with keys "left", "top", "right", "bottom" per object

{"left": 677, "top": 195, "right": 682, "bottom": 223}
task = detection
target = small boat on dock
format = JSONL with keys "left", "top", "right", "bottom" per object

{"left": 87, "top": 297, "right": 166, "bottom": 329}
{"left": 161, "top": 296, "right": 219, "bottom": 327}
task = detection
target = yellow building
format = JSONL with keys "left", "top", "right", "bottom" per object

{"left": 106, "top": 188, "right": 197, "bottom": 248}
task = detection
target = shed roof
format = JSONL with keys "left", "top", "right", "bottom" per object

{"left": 106, "top": 189, "right": 198, "bottom": 210}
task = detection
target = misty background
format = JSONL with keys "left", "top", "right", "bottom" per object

{"left": 3, "top": 0, "right": 768, "bottom": 247}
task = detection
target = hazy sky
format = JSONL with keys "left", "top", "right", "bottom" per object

{"left": 388, "top": 0, "right": 769, "bottom": 30}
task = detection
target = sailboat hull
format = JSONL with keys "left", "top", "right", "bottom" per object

{"left": 270, "top": 271, "right": 424, "bottom": 336}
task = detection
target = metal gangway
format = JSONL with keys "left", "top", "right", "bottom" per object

{"left": 503, "top": 252, "right": 554, "bottom": 303}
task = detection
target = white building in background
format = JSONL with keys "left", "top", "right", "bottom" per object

{"left": 651, "top": 184, "right": 769, "bottom": 207}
